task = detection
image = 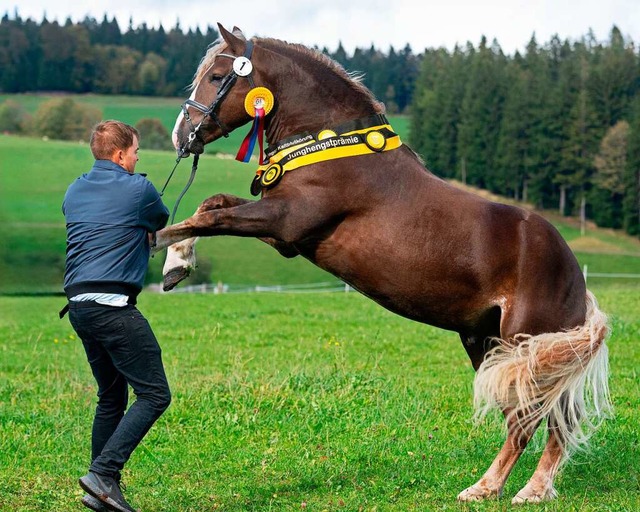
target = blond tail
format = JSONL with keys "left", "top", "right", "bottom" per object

{"left": 473, "top": 290, "right": 611, "bottom": 458}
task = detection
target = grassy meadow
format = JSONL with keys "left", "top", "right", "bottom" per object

{"left": 0, "top": 288, "right": 639, "bottom": 511}
{"left": 1, "top": 94, "right": 639, "bottom": 510}
{"left": 0, "top": 129, "right": 638, "bottom": 295}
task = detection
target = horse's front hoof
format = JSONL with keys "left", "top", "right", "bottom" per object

{"left": 163, "top": 266, "right": 191, "bottom": 291}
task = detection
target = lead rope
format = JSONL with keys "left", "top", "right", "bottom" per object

{"left": 158, "top": 150, "right": 200, "bottom": 225}
{"left": 169, "top": 153, "right": 199, "bottom": 224}
{"left": 159, "top": 151, "right": 184, "bottom": 197}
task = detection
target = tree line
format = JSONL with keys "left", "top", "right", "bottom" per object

{"left": 0, "top": 12, "right": 418, "bottom": 109}
{"left": 0, "top": 13, "right": 638, "bottom": 235}
{"left": 1, "top": 13, "right": 218, "bottom": 96}
{"left": 410, "top": 28, "right": 639, "bottom": 235}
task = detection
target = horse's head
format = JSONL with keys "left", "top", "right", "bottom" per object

{"left": 173, "top": 24, "right": 386, "bottom": 157}
{"left": 172, "top": 24, "right": 259, "bottom": 155}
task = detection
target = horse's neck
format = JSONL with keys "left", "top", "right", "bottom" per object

{"left": 261, "top": 51, "right": 379, "bottom": 142}
{"left": 265, "top": 96, "right": 377, "bottom": 143}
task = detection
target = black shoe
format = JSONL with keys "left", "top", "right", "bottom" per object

{"left": 81, "top": 494, "right": 110, "bottom": 512}
{"left": 79, "top": 472, "right": 137, "bottom": 512}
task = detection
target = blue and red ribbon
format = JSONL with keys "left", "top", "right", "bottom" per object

{"left": 235, "top": 107, "right": 265, "bottom": 164}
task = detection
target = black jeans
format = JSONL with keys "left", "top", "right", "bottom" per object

{"left": 69, "top": 303, "right": 171, "bottom": 477}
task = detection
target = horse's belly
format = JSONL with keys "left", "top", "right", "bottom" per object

{"left": 309, "top": 233, "right": 490, "bottom": 331}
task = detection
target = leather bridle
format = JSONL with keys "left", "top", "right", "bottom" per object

{"left": 179, "top": 40, "right": 255, "bottom": 155}
{"left": 158, "top": 40, "right": 256, "bottom": 226}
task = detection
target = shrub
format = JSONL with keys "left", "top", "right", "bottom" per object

{"left": 31, "top": 97, "right": 102, "bottom": 141}
{"left": 0, "top": 100, "right": 29, "bottom": 133}
{"left": 135, "top": 118, "right": 173, "bottom": 151}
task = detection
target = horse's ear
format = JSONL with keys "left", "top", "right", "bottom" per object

{"left": 218, "top": 23, "right": 246, "bottom": 54}
{"left": 232, "top": 26, "right": 246, "bottom": 40}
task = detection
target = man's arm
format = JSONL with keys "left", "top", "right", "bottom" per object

{"left": 139, "top": 180, "right": 170, "bottom": 232}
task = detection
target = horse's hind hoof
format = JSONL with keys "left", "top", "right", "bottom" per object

{"left": 511, "top": 485, "right": 557, "bottom": 505}
{"left": 457, "top": 484, "right": 501, "bottom": 502}
{"left": 163, "top": 267, "right": 191, "bottom": 291}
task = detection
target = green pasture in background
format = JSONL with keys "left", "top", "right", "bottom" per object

{"left": 0, "top": 101, "right": 415, "bottom": 294}
{"left": 0, "top": 93, "right": 246, "bottom": 156}
{"left": 1, "top": 132, "right": 638, "bottom": 295}
{"left": 0, "top": 93, "right": 636, "bottom": 294}
{"left": 0, "top": 287, "right": 638, "bottom": 511}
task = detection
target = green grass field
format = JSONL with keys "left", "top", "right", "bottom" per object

{"left": 0, "top": 288, "right": 638, "bottom": 511}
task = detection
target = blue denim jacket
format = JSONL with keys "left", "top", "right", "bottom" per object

{"left": 63, "top": 160, "right": 169, "bottom": 297}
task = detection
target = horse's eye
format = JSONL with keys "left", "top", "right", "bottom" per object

{"left": 210, "top": 74, "right": 223, "bottom": 83}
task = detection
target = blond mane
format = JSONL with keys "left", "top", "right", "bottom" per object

{"left": 190, "top": 38, "right": 226, "bottom": 90}
{"left": 190, "top": 36, "right": 384, "bottom": 113}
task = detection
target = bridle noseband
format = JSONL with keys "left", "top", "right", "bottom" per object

{"left": 179, "top": 40, "right": 256, "bottom": 155}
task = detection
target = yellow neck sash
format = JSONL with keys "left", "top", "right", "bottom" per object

{"left": 250, "top": 114, "right": 402, "bottom": 195}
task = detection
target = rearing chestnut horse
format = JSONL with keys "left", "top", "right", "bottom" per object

{"left": 155, "top": 24, "right": 611, "bottom": 504}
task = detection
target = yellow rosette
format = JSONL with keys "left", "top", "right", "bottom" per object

{"left": 244, "top": 87, "right": 275, "bottom": 116}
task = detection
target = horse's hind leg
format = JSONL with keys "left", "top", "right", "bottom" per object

{"left": 456, "top": 304, "right": 549, "bottom": 502}
{"left": 511, "top": 423, "right": 563, "bottom": 504}
{"left": 458, "top": 409, "right": 540, "bottom": 501}
{"left": 457, "top": 316, "right": 539, "bottom": 501}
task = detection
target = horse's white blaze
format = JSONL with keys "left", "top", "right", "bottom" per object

{"left": 172, "top": 89, "right": 198, "bottom": 150}
{"left": 163, "top": 238, "right": 198, "bottom": 275}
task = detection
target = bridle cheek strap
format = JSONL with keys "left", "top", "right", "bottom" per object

{"left": 181, "top": 40, "right": 255, "bottom": 142}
